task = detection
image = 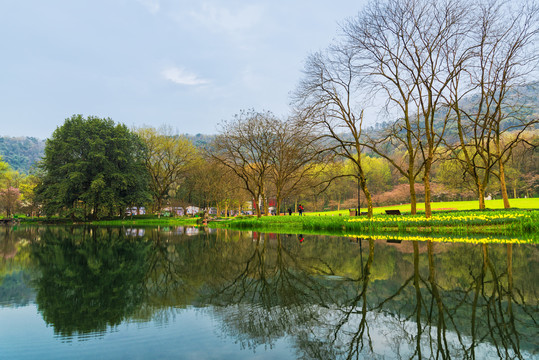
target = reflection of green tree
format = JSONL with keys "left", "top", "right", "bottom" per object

{"left": 30, "top": 227, "right": 151, "bottom": 337}
{"left": 0, "top": 226, "right": 35, "bottom": 305}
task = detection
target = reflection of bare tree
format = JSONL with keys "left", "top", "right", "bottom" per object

{"left": 205, "top": 232, "right": 342, "bottom": 355}
{"left": 424, "top": 240, "right": 455, "bottom": 359}
{"left": 210, "top": 233, "right": 338, "bottom": 307}
{"left": 139, "top": 227, "right": 223, "bottom": 321}
{"left": 477, "top": 243, "right": 532, "bottom": 360}
{"left": 332, "top": 239, "right": 538, "bottom": 359}
{"left": 412, "top": 241, "right": 425, "bottom": 359}
{"left": 137, "top": 228, "right": 343, "bottom": 357}
{"left": 330, "top": 239, "right": 375, "bottom": 359}
{"left": 406, "top": 241, "right": 536, "bottom": 359}
{"left": 468, "top": 243, "right": 487, "bottom": 359}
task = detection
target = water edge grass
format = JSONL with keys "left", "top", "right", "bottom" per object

{"left": 19, "top": 216, "right": 200, "bottom": 226}
{"left": 211, "top": 209, "right": 539, "bottom": 242}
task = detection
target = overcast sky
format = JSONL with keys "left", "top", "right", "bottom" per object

{"left": 0, "top": 0, "right": 370, "bottom": 139}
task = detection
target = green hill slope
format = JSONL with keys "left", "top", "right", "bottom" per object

{"left": 0, "top": 136, "right": 45, "bottom": 173}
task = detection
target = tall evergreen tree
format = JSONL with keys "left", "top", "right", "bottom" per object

{"left": 36, "top": 115, "right": 150, "bottom": 219}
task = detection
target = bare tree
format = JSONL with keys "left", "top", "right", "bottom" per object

{"left": 188, "top": 158, "right": 239, "bottom": 216}
{"left": 209, "top": 110, "right": 275, "bottom": 218}
{"left": 343, "top": 0, "right": 474, "bottom": 217}
{"left": 477, "top": 0, "right": 539, "bottom": 208}
{"left": 448, "top": 0, "right": 539, "bottom": 209}
{"left": 136, "top": 126, "right": 199, "bottom": 216}
{"left": 343, "top": 0, "right": 425, "bottom": 214}
{"left": 268, "top": 118, "right": 324, "bottom": 214}
{"left": 402, "top": 0, "right": 471, "bottom": 218}
{"left": 294, "top": 47, "right": 375, "bottom": 217}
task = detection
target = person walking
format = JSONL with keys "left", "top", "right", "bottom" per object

{"left": 288, "top": 208, "right": 292, "bottom": 216}
{"left": 298, "top": 204, "right": 304, "bottom": 216}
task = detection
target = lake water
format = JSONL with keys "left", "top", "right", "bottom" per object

{"left": 0, "top": 226, "right": 537, "bottom": 359}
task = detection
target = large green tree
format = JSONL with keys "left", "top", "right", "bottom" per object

{"left": 36, "top": 115, "right": 150, "bottom": 219}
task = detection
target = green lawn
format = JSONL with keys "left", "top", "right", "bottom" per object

{"left": 304, "top": 197, "right": 539, "bottom": 216}
{"left": 214, "top": 207, "right": 538, "bottom": 242}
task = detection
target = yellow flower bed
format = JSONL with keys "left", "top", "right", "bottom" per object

{"left": 344, "top": 233, "right": 530, "bottom": 244}
{"left": 346, "top": 213, "right": 531, "bottom": 223}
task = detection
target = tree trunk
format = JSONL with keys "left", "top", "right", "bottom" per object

{"left": 477, "top": 182, "right": 486, "bottom": 210}
{"left": 263, "top": 196, "right": 269, "bottom": 216}
{"left": 255, "top": 202, "right": 261, "bottom": 218}
{"left": 499, "top": 161, "right": 511, "bottom": 209}
{"left": 423, "top": 159, "right": 432, "bottom": 218}
{"left": 156, "top": 198, "right": 162, "bottom": 218}
{"left": 409, "top": 177, "right": 417, "bottom": 215}
{"left": 358, "top": 172, "right": 373, "bottom": 218}
{"left": 276, "top": 190, "right": 281, "bottom": 216}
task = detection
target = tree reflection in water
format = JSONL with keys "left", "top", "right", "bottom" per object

{"left": 201, "top": 233, "right": 538, "bottom": 359}
{"left": 3, "top": 226, "right": 536, "bottom": 358}
{"left": 204, "top": 232, "right": 344, "bottom": 357}
{"left": 29, "top": 227, "right": 151, "bottom": 337}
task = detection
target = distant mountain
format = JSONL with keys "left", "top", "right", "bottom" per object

{"left": 0, "top": 133, "right": 215, "bottom": 174}
{"left": 0, "top": 136, "right": 45, "bottom": 174}
{"left": 365, "top": 82, "right": 539, "bottom": 139}
{"left": 184, "top": 133, "right": 215, "bottom": 148}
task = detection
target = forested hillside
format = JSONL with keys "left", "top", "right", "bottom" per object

{"left": 0, "top": 133, "right": 217, "bottom": 175}
{"left": 0, "top": 136, "right": 45, "bottom": 173}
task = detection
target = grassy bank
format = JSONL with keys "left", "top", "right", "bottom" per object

{"left": 304, "top": 197, "right": 539, "bottom": 216}
{"left": 18, "top": 215, "right": 199, "bottom": 226}
{"left": 89, "top": 217, "right": 199, "bottom": 226}
{"left": 212, "top": 209, "right": 539, "bottom": 242}
{"left": 13, "top": 199, "right": 539, "bottom": 242}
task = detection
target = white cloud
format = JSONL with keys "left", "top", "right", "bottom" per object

{"left": 137, "top": 0, "right": 160, "bottom": 14}
{"left": 161, "top": 66, "right": 209, "bottom": 86}
{"left": 189, "top": 3, "right": 264, "bottom": 34}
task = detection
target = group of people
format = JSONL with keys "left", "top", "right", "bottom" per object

{"left": 287, "top": 204, "right": 304, "bottom": 216}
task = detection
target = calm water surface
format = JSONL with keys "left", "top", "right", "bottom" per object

{"left": 0, "top": 226, "right": 537, "bottom": 359}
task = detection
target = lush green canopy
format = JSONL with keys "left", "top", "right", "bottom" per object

{"left": 36, "top": 115, "right": 150, "bottom": 219}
